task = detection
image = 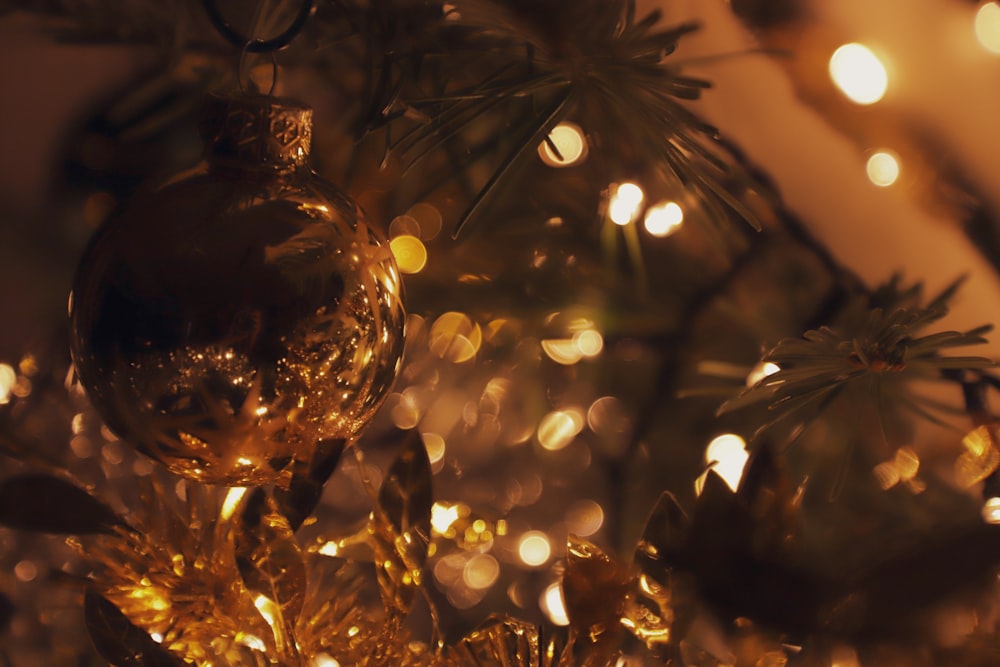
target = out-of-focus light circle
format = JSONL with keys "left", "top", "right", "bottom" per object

{"left": 389, "top": 214, "right": 421, "bottom": 238}
{"left": 14, "top": 560, "right": 37, "bottom": 582}
{"left": 697, "top": 433, "right": 749, "bottom": 494}
{"left": 390, "top": 234, "right": 428, "bottom": 274}
{"left": 537, "top": 409, "right": 584, "bottom": 451}
{"left": 983, "top": 496, "right": 1000, "bottom": 524}
{"left": 609, "top": 182, "right": 645, "bottom": 225}
{"left": 541, "top": 338, "right": 582, "bottom": 365}
{"left": 312, "top": 654, "right": 341, "bottom": 667}
{"left": 829, "top": 43, "right": 888, "bottom": 105}
{"left": 566, "top": 499, "right": 604, "bottom": 537}
{"left": 463, "top": 554, "right": 501, "bottom": 589}
{"left": 866, "top": 150, "right": 900, "bottom": 187}
{"left": 422, "top": 432, "right": 446, "bottom": 465}
{"left": 540, "top": 581, "right": 570, "bottom": 626}
{"left": 429, "top": 312, "right": 482, "bottom": 363}
{"left": 644, "top": 201, "right": 684, "bottom": 237}
{"left": 0, "top": 363, "right": 15, "bottom": 405}
{"left": 518, "top": 531, "right": 552, "bottom": 566}
{"left": 976, "top": 2, "right": 1000, "bottom": 54}
{"left": 538, "top": 122, "right": 587, "bottom": 167}
{"left": 406, "top": 202, "right": 444, "bottom": 240}
{"left": 573, "top": 329, "right": 604, "bottom": 357}
{"left": 746, "top": 361, "right": 780, "bottom": 387}
{"left": 431, "top": 502, "right": 462, "bottom": 535}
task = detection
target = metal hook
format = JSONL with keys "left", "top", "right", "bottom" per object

{"left": 204, "top": 0, "right": 315, "bottom": 53}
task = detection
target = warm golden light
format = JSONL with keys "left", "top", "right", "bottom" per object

{"left": 696, "top": 433, "right": 749, "bottom": 494}
{"left": 609, "top": 182, "right": 645, "bottom": 225}
{"left": 866, "top": 150, "right": 900, "bottom": 187}
{"left": 390, "top": 234, "right": 428, "bottom": 274}
{"left": 644, "top": 201, "right": 684, "bottom": 237}
{"left": 431, "top": 501, "right": 461, "bottom": 535}
{"left": 538, "top": 122, "right": 587, "bottom": 167}
{"left": 429, "top": 312, "right": 482, "bottom": 363}
{"left": 463, "top": 553, "right": 500, "bottom": 590}
{"left": 422, "top": 432, "right": 446, "bottom": 465}
{"left": 518, "top": 531, "right": 552, "bottom": 567}
{"left": 537, "top": 409, "right": 584, "bottom": 451}
{"left": 407, "top": 202, "right": 444, "bottom": 240}
{"left": 540, "top": 581, "right": 570, "bottom": 626}
{"left": 746, "top": 361, "right": 780, "bottom": 387}
{"left": 220, "top": 486, "right": 247, "bottom": 520}
{"left": 541, "top": 338, "right": 583, "bottom": 365}
{"left": 573, "top": 329, "right": 604, "bottom": 357}
{"left": 976, "top": 2, "right": 1000, "bottom": 54}
{"left": 312, "top": 654, "right": 342, "bottom": 667}
{"left": 983, "top": 497, "right": 1000, "bottom": 524}
{"left": 566, "top": 499, "right": 604, "bottom": 537}
{"left": 0, "top": 363, "right": 15, "bottom": 405}
{"left": 829, "top": 43, "right": 888, "bottom": 105}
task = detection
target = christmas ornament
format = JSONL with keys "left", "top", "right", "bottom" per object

{"left": 70, "top": 94, "right": 406, "bottom": 485}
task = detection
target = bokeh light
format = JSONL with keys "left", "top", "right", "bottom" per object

{"left": 609, "top": 182, "right": 644, "bottom": 225}
{"left": 540, "top": 581, "right": 570, "bottom": 626}
{"left": 643, "top": 201, "right": 684, "bottom": 237}
{"left": 537, "top": 409, "right": 584, "bottom": 451}
{"left": 422, "top": 432, "right": 446, "bottom": 465}
{"left": 463, "top": 554, "right": 500, "bottom": 590}
{"left": 573, "top": 329, "right": 603, "bottom": 357}
{"left": 0, "top": 363, "right": 15, "bottom": 404}
{"left": 518, "top": 531, "right": 552, "bottom": 567}
{"left": 983, "top": 497, "right": 1000, "bottom": 524}
{"left": 745, "top": 361, "right": 780, "bottom": 387}
{"left": 829, "top": 43, "right": 888, "bottom": 105}
{"left": 696, "top": 433, "right": 749, "bottom": 494}
{"left": 312, "top": 654, "right": 341, "bottom": 667}
{"left": 431, "top": 501, "right": 462, "bottom": 535}
{"left": 866, "top": 150, "right": 900, "bottom": 187}
{"left": 566, "top": 499, "right": 604, "bottom": 537}
{"left": 407, "top": 202, "right": 444, "bottom": 240}
{"left": 390, "top": 234, "right": 428, "bottom": 274}
{"left": 538, "top": 122, "right": 587, "bottom": 167}
{"left": 429, "top": 312, "right": 482, "bottom": 363}
{"left": 976, "top": 2, "right": 1000, "bottom": 54}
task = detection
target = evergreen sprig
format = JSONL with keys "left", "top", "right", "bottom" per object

{"left": 719, "top": 276, "right": 995, "bottom": 437}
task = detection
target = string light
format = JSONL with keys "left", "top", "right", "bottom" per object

{"left": 538, "top": 122, "right": 587, "bottom": 167}
{"left": 609, "top": 182, "right": 645, "bottom": 225}
{"left": 695, "top": 433, "right": 749, "bottom": 494}
{"left": 643, "top": 201, "right": 684, "bottom": 237}
{"left": 539, "top": 582, "right": 570, "bottom": 626}
{"left": 975, "top": 2, "right": 1000, "bottom": 54}
{"left": 389, "top": 235, "right": 428, "bottom": 274}
{"left": 517, "top": 531, "right": 552, "bottom": 567}
{"left": 829, "top": 43, "right": 888, "bottom": 105}
{"left": 983, "top": 497, "right": 1000, "bottom": 524}
{"left": 866, "top": 150, "right": 900, "bottom": 187}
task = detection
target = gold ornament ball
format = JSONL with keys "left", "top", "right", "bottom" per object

{"left": 70, "top": 95, "right": 405, "bottom": 485}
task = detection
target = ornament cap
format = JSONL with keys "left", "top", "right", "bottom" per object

{"left": 202, "top": 94, "right": 313, "bottom": 170}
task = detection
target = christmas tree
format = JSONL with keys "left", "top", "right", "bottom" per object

{"left": 2, "top": 0, "right": 1000, "bottom": 665}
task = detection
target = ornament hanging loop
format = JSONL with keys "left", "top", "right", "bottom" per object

{"left": 203, "top": 0, "right": 315, "bottom": 54}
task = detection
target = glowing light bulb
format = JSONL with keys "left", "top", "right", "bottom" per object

{"left": 431, "top": 502, "right": 461, "bottom": 534}
{"left": 976, "top": 2, "right": 1000, "bottom": 54}
{"left": 866, "top": 150, "right": 900, "bottom": 187}
{"left": 829, "top": 43, "right": 888, "bottom": 105}
{"left": 983, "top": 497, "right": 1000, "bottom": 524}
{"left": 389, "top": 234, "right": 428, "bottom": 273}
{"left": 696, "top": 433, "right": 749, "bottom": 494}
{"left": 644, "top": 201, "right": 684, "bottom": 237}
{"left": 0, "top": 363, "right": 15, "bottom": 405}
{"left": 540, "top": 581, "right": 570, "bottom": 626}
{"left": 609, "top": 182, "right": 644, "bottom": 225}
{"left": 538, "top": 122, "right": 587, "bottom": 167}
{"left": 518, "top": 531, "right": 552, "bottom": 567}
{"left": 746, "top": 361, "right": 780, "bottom": 387}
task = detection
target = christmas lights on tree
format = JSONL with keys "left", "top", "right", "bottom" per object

{"left": 4, "top": 1, "right": 1000, "bottom": 666}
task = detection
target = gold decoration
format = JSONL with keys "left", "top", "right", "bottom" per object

{"left": 70, "top": 94, "right": 405, "bottom": 486}
{"left": 956, "top": 425, "right": 1000, "bottom": 488}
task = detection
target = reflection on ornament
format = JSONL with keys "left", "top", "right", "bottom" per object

{"left": 70, "top": 95, "right": 406, "bottom": 485}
